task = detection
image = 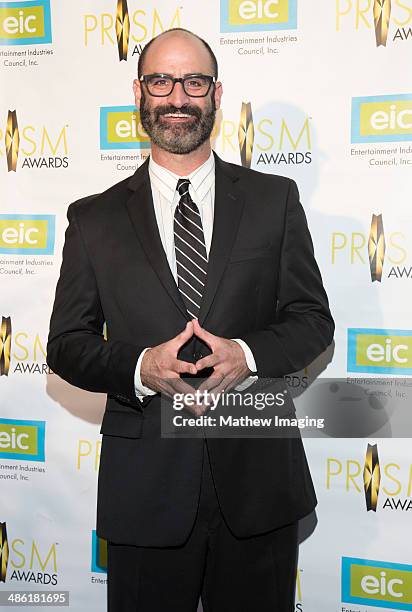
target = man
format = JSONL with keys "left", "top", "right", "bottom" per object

{"left": 47, "top": 28, "right": 334, "bottom": 612}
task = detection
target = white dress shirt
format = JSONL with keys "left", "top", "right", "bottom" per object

{"left": 134, "top": 152, "right": 257, "bottom": 397}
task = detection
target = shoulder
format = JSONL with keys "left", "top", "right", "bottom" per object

{"left": 216, "top": 155, "right": 296, "bottom": 197}
{"left": 67, "top": 174, "right": 132, "bottom": 222}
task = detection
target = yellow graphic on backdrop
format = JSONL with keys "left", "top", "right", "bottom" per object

{"left": 0, "top": 523, "right": 9, "bottom": 583}
{"left": 359, "top": 99, "right": 412, "bottom": 137}
{"left": 374, "top": 0, "right": 392, "bottom": 46}
{"left": 363, "top": 443, "right": 381, "bottom": 511}
{"left": 83, "top": 2, "right": 182, "bottom": 59}
{"left": 116, "top": 0, "right": 129, "bottom": 61}
{"left": 238, "top": 102, "right": 254, "bottom": 168}
{"left": 368, "top": 214, "right": 386, "bottom": 282}
{"left": 0, "top": 4, "right": 45, "bottom": 40}
{"left": 0, "top": 317, "right": 12, "bottom": 377}
{"left": 228, "top": 0, "right": 289, "bottom": 26}
{"left": 5, "top": 110, "right": 19, "bottom": 172}
{"left": 0, "top": 219, "right": 48, "bottom": 251}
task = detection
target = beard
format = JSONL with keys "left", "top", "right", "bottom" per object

{"left": 139, "top": 89, "right": 216, "bottom": 155}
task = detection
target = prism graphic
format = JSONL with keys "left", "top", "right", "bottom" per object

{"left": 363, "top": 443, "right": 381, "bottom": 512}
{"left": 5, "top": 111, "right": 19, "bottom": 172}
{"left": 373, "top": 0, "right": 391, "bottom": 47}
{"left": 116, "top": 0, "right": 130, "bottom": 61}
{"left": 0, "top": 523, "right": 9, "bottom": 583}
{"left": 368, "top": 214, "right": 385, "bottom": 282}
{"left": 238, "top": 102, "right": 254, "bottom": 169}
{"left": 0, "top": 317, "right": 12, "bottom": 376}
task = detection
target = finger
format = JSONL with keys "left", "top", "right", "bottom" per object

{"left": 195, "top": 353, "right": 219, "bottom": 371}
{"left": 192, "top": 319, "right": 215, "bottom": 349}
{"left": 173, "top": 359, "right": 197, "bottom": 376}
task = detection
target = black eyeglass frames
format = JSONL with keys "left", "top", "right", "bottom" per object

{"left": 139, "top": 73, "right": 216, "bottom": 97}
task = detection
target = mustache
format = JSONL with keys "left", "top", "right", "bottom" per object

{"left": 154, "top": 104, "right": 202, "bottom": 121}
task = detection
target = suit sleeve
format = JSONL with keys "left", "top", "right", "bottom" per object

{"left": 239, "top": 179, "right": 334, "bottom": 378}
{"left": 47, "top": 202, "right": 145, "bottom": 403}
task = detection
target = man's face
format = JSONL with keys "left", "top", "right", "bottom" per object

{"left": 139, "top": 87, "right": 216, "bottom": 155}
{"left": 133, "top": 33, "right": 222, "bottom": 155}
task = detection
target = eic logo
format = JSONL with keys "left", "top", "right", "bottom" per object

{"left": 0, "top": 0, "right": 52, "bottom": 45}
{"left": 347, "top": 328, "right": 412, "bottom": 375}
{"left": 0, "top": 215, "right": 55, "bottom": 255}
{"left": 220, "top": 0, "right": 297, "bottom": 32}
{"left": 351, "top": 94, "right": 412, "bottom": 143}
{"left": 100, "top": 106, "right": 150, "bottom": 149}
{"left": 91, "top": 531, "right": 107, "bottom": 573}
{"left": 342, "top": 557, "right": 412, "bottom": 609}
{"left": 0, "top": 418, "right": 46, "bottom": 461}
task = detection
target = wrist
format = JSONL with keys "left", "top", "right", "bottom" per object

{"left": 140, "top": 347, "right": 152, "bottom": 388}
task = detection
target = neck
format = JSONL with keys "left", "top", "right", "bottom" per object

{"left": 150, "top": 141, "right": 212, "bottom": 175}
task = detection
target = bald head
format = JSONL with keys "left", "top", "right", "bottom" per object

{"left": 137, "top": 28, "right": 218, "bottom": 79}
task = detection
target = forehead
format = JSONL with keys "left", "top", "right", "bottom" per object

{"left": 143, "top": 32, "right": 213, "bottom": 75}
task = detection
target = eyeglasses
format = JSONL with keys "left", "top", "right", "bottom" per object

{"left": 139, "top": 73, "right": 216, "bottom": 97}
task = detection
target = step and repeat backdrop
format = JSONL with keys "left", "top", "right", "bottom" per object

{"left": 1, "top": 0, "right": 411, "bottom": 610}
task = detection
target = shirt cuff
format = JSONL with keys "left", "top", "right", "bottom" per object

{"left": 232, "top": 338, "right": 257, "bottom": 372}
{"left": 134, "top": 348, "right": 157, "bottom": 397}
{"left": 231, "top": 338, "right": 258, "bottom": 391}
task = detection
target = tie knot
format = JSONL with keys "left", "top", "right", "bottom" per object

{"left": 177, "top": 178, "right": 190, "bottom": 197}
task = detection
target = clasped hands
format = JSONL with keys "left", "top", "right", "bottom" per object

{"left": 140, "top": 319, "right": 252, "bottom": 416}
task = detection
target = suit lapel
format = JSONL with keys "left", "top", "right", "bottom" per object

{"left": 197, "top": 153, "right": 245, "bottom": 326}
{"left": 125, "top": 159, "right": 189, "bottom": 320}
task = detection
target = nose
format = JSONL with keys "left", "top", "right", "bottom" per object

{"left": 167, "top": 81, "right": 190, "bottom": 107}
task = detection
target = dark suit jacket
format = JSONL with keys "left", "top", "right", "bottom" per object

{"left": 47, "top": 152, "right": 334, "bottom": 547}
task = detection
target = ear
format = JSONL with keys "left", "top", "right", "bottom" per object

{"left": 214, "top": 81, "right": 223, "bottom": 112}
{"left": 133, "top": 78, "right": 142, "bottom": 108}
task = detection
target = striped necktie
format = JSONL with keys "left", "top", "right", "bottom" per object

{"left": 174, "top": 178, "right": 208, "bottom": 319}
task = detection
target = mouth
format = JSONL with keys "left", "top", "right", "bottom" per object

{"left": 160, "top": 112, "right": 195, "bottom": 121}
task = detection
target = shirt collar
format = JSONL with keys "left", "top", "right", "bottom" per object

{"left": 149, "top": 152, "right": 215, "bottom": 206}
